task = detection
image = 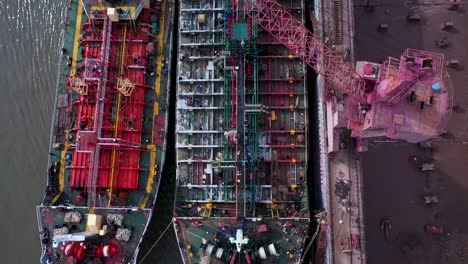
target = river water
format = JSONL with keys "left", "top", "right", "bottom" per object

{"left": 0, "top": 0, "right": 66, "bottom": 262}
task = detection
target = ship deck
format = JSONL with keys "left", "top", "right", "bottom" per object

{"left": 174, "top": 0, "right": 311, "bottom": 263}
{"left": 174, "top": 218, "right": 311, "bottom": 264}
{"left": 37, "top": 206, "right": 151, "bottom": 263}
{"left": 38, "top": 0, "right": 172, "bottom": 262}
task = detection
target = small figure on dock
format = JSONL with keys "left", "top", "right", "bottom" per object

{"left": 440, "top": 21, "right": 454, "bottom": 31}
{"left": 377, "top": 23, "right": 389, "bottom": 32}
{"left": 435, "top": 37, "right": 449, "bottom": 48}
{"left": 423, "top": 194, "right": 439, "bottom": 205}
{"left": 448, "top": 0, "right": 461, "bottom": 10}
{"left": 365, "top": 0, "right": 375, "bottom": 12}
{"left": 419, "top": 162, "right": 435, "bottom": 171}
{"left": 446, "top": 59, "right": 461, "bottom": 69}
{"left": 425, "top": 224, "right": 443, "bottom": 234}
{"left": 407, "top": 8, "right": 422, "bottom": 22}
{"left": 380, "top": 217, "right": 392, "bottom": 241}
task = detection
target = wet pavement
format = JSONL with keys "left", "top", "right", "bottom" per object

{"left": 354, "top": 0, "right": 468, "bottom": 263}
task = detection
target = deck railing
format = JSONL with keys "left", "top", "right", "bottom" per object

{"left": 378, "top": 57, "right": 400, "bottom": 82}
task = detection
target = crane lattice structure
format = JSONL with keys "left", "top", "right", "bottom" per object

{"left": 242, "top": 0, "right": 368, "bottom": 101}
{"left": 243, "top": 0, "right": 452, "bottom": 145}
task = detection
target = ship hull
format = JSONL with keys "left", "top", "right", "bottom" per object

{"left": 37, "top": 0, "right": 172, "bottom": 263}
{"left": 173, "top": 0, "right": 311, "bottom": 263}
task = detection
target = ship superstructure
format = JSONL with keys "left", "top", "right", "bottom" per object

{"left": 37, "top": 0, "right": 171, "bottom": 263}
{"left": 173, "top": 0, "right": 311, "bottom": 263}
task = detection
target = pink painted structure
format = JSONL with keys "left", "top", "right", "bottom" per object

{"left": 329, "top": 49, "right": 453, "bottom": 152}
{"left": 242, "top": 1, "right": 453, "bottom": 153}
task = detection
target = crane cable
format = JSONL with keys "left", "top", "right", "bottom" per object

{"left": 300, "top": 220, "right": 322, "bottom": 264}
{"left": 139, "top": 221, "right": 174, "bottom": 264}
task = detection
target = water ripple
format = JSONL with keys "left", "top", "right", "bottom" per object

{"left": 0, "top": 0, "right": 67, "bottom": 262}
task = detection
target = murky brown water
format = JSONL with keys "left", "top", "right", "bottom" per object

{"left": 0, "top": 0, "right": 66, "bottom": 262}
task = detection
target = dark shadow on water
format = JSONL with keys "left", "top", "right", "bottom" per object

{"left": 302, "top": 1, "right": 323, "bottom": 262}
{"left": 138, "top": 1, "right": 181, "bottom": 262}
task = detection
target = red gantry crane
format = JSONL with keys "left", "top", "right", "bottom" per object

{"left": 242, "top": 0, "right": 453, "bottom": 152}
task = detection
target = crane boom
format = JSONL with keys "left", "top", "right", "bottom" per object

{"left": 242, "top": 0, "right": 453, "bottom": 150}
{"left": 243, "top": 0, "right": 368, "bottom": 99}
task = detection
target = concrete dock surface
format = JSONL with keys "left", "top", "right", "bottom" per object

{"left": 353, "top": 0, "right": 468, "bottom": 263}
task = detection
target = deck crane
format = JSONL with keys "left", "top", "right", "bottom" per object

{"left": 242, "top": 0, "right": 453, "bottom": 152}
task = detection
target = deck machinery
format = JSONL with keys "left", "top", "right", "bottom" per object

{"left": 174, "top": 0, "right": 453, "bottom": 263}
{"left": 37, "top": 0, "right": 170, "bottom": 263}
{"left": 174, "top": 0, "right": 311, "bottom": 263}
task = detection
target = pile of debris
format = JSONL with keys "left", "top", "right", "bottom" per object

{"left": 53, "top": 226, "right": 69, "bottom": 236}
{"left": 335, "top": 178, "right": 351, "bottom": 200}
{"left": 64, "top": 211, "right": 82, "bottom": 224}
{"left": 107, "top": 214, "right": 124, "bottom": 226}
{"left": 116, "top": 228, "right": 132, "bottom": 242}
